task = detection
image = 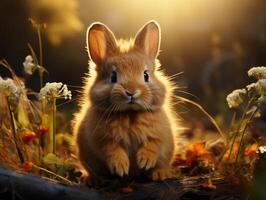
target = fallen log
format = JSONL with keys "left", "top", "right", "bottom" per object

{"left": 0, "top": 167, "right": 240, "bottom": 200}
{"left": 0, "top": 167, "right": 103, "bottom": 200}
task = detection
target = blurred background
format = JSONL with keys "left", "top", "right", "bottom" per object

{"left": 0, "top": 0, "right": 265, "bottom": 125}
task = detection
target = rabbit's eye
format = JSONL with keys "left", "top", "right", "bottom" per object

{"left": 144, "top": 70, "right": 149, "bottom": 82}
{"left": 110, "top": 71, "right": 117, "bottom": 83}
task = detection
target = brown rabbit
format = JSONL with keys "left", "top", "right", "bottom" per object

{"left": 73, "top": 20, "right": 181, "bottom": 181}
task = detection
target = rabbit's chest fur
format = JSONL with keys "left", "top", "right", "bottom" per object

{"left": 89, "top": 108, "right": 171, "bottom": 152}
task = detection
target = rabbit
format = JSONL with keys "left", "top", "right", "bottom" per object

{"left": 73, "top": 20, "right": 181, "bottom": 182}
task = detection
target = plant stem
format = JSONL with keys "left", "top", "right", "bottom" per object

{"left": 6, "top": 98, "right": 24, "bottom": 163}
{"left": 38, "top": 137, "right": 42, "bottom": 166}
{"left": 37, "top": 27, "right": 43, "bottom": 67}
{"left": 37, "top": 26, "right": 44, "bottom": 89}
{"left": 32, "top": 164, "right": 72, "bottom": 184}
{"left": 52, "top": 98, "right": 56, "bottom": 154}
{"left": 235, "top": 106, "right": 258, "bottom": 164}
{"left": 37, "top": 26, "right": 44, "bottom": 161}
{"left": 227, "top": 97, "right": 254, "bottom": 160}
{"left": 39, "top": 102, "right": 45, "bottom": 162}
{"left": 39, "top": 70, "right": 43, "bottom": 89}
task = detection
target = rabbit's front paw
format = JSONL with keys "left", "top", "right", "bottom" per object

{"left": 137, "top": 147, "right": 157, "bottom": 170}
{"left": 107, "top": 149, "right": 129, "bottom": 177}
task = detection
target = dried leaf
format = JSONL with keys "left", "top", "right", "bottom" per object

{"left": 244, "top": 143, "right": 258, "bottom": 157}
{"left": 186, "top": 142, "right": 206, "bottom": 157}
{"left": 121, "top": 186, "right": 133, "bottom": 193}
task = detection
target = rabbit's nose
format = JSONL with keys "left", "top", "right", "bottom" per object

{"left": 125, "top": 90, "right": 134, "bottom": 97}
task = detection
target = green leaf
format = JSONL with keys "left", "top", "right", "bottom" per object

{"left": 17, "top": 103, "right": 29, "bottom": 127}
{"left": 56, "top": 133, "right": 74, "bottom": 147}
{"left": 57, "top": 165, "right": 68, "bottom": 177}
{"left": 43, "top": 153, "right": 59, "bottom": 165}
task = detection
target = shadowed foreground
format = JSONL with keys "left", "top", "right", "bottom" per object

{"left": 0, "top": 167, "right": 240, "bottom": 200}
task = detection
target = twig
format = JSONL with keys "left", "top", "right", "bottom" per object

{"left": 32, "top": 164, "right": 72, "bottom": 184}
{"left": 6, "top": 97, "right": 24, "bottom": 164}
{"left": 52, "top": 97, "right": 56, "bottom": 154}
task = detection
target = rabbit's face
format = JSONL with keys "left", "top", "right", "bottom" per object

{"left": 90, "top": 53, "right": 166, "bottom": 111}
{"left": 87, "top": 21, "right": 166, "bottom": 111}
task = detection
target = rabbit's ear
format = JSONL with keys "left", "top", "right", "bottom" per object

{"left": 134, "top": 21, "right": 161, "bottom": 59}
{"left": 87, "top": 22, "right": 117, "bottom": 65}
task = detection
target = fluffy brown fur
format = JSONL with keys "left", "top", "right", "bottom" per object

{"left": 73, "top": 21, "right": 181, "bottom": 181}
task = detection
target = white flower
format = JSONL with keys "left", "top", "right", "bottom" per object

{"left": 0, "top": 77, "right": 23, "bottom": 107}
{"left": 226, "top": 89, "right": 246, "bottom": 108}
{"left": 246, "top": 82, "right": 259, "bottom": 91}
{"left": 258, "top": 79, "right": 266, "bottom": 92}
{"left": 0, "top": 78, "right": 19, "bottom": 96}
{"left": 39, "top": 82, "right": 72, "bottom": 100}
{"left": 258, "top": 96, "right": 266, "bottom": 105}
{"left": 247, "top": 66, "right": 266, "bottom": 79}
{"left": 246, "top": 80, "right": 266, "bottom": 95}
{"left": 257, "top": 146, "right": 266, "bottom": 154}
{"left": 23, "top": 55, "right": 36, "bottom": 75}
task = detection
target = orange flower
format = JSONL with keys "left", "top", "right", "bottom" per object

{"left": 38, "top": 124, "right": 48, "bottom": 135}
{"left": 244, "top": 143, "right": 258, "bottom": 157}
{"left": 21, "top": 130, "right": 37, "bottom": 144}
{"left": 21, "top": 161, "right": 33, "bottom": 172}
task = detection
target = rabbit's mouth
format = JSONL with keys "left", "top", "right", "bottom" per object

{"left": 126, "top": 97, "right": 135, "bottom": 104}
{"left": 125, "top": 99, "right": 148, "bottom": 111}
{"left": 110, "top": 89, "right": 150, "bottom": 111}
{"left": 122, "top": 89, "right": 140, "bottom": 104}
